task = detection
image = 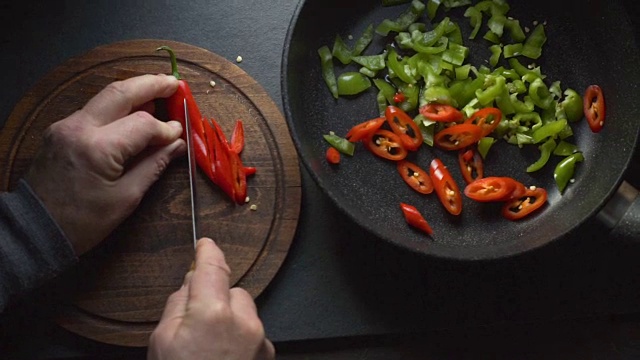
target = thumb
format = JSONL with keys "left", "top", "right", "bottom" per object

{"left": 158, "top": 279, "right": 190, "bottom": 324}
{"left": 119, "top": 138, "right": 186, "bottom": 197}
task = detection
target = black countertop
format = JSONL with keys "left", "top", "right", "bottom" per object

{"left": 1, "top": 0, "right": 639, "bottom": 358}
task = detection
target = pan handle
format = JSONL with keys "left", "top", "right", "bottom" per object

{"left": 596, "top": 181, "right": 640, "bottom": 242}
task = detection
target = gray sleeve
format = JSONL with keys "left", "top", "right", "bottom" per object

{"left": 0, "top": 179, "right": 77, "bottom": 312}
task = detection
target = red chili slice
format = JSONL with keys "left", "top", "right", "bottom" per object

{"left": 364, "top": 129, "right": 408, "bottom": 161}
{"left": 465, "top": 107, "right": 503, "bottom": 137}
{"left": 464, "top": 177, "right": 518, "bottom": 202}
{"left": 345, "top": 117, "right": 385, "bottom": 142}
{"left": 229, "top": 119, "right": 245, "bottom": 154}
{"left": 400, "top": 203, "right": 434, "bottom": 235}
{"left": 583, "top": 85, "right": 605, "bottom": 133}
{"left": 397, "top": 160, "right": 434, "bottom": 194}
{"left": 419, "top": 103, "right": 464, "bottom": 122}
{"left": 458, "top": 147, "right": 484, "bottom": 184}
{"left": 385, "top": 105, "right": 423, "bottom": 151}
{"left": 326, "top": 147, "right": 340, "bottom": 164}
{"left": 501, "top": 187, "right": 548, "bottom": 220}
{"left": 434, "top": 124, "right": 483, "bottom": 151}
{"left": 393, "top": 92, "right": 406, "bottom": 103}
{"left": 429, "top": 158, "right": 462, "bottom": 215}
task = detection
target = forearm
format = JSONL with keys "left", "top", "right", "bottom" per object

{"left": 0, "top": 179, "right": 77, "bottom": 312}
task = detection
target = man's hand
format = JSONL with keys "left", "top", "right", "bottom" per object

{"left": 24, "top": 74, "right": 185, "bottom": 255}
{"left": 148, "top": 238, "right": 275, "bottom": 360}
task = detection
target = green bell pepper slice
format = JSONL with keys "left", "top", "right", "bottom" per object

{"left": 391, "top": 78, "right": 420, "bottom": 112}
{"left": 526, "top": 138, "right": 556, "bottom": 172}
{"left": 476, "top": 75, "right": 506, "bottom": 105}
{"left": 352, "top": 53, "right": 387, "bottom": 71}
{"left": 503, "top": 43, "right": 523, "bottom": 58}
{"left": 373, "top": 78, "right": 397, "bottom": 104}
{"left": 489, "top": 44, "right": 502, "bottom": 67}
{"left": 477, "top": 136, "right": 497, "bottom": 159}
{"left": 531, "top": 118, "right": 567, "bottom": 143}
{"left": 464, "top": 6, "right": 482, "bottom": 39}
{"left": 332, "top": 35, "right": 352, "bottom": 65}
{"left": 554, "top": 152, "right": 584, "bottom": 194}
{"left": 443, "top": 42, "right": 469, "bottom": 66}
{"left": 414, "top": 113, "right": 436, "bottom": 146}
{"left": 318, "top": 46, "right": 338, "bottom": 99}
{"left": 505, "top": 18, "right": 526, "bottom": 42}
{"left": 559, "top": 88, "right": 584, "bottom": 122}
{"left": 522, "top": 23, "right": 547, "bottom": 59}
{"left": 426, "top": 0, "right": 440, "bottom": 19}
{"left": 487, "top": 14, "right": 506, "bottom": 37}
{"left": 337, "top": 72, "right": 372, "bottom": 96}
{"left": 423, "top": 85, "right": 455, "bottom": 106}
{"left": 388, "top": 48, "right": 416, "bottom": 84}
{"left": 553, "top": 140, "right": 579, "bottom": 156}
{"left": 528, "top": 78, "right": 553, "bottom": 110}
{"left": 323, "top": 133, "right": 355, "bottom": 156}
{"left": 376, "top": 0, "right": 426, "bottom": 36}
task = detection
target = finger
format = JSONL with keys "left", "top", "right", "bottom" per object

{"left": 158, "top": 283, "right": 189, "bottom": 324}
{"left": 119, "top": 137, "right": 186, "bottom": 197}
{"left": 257, "top": 339, "right": 276, "bottom": 360}
{"left": 103, "top": 114, "right": 183, "bottom": 163}
{"left": 133, "top": 100, "right": 156, "bottom": 115}
{"left": 82, "top": 74, "right": 178, "bottom": 125}
{"left": 229, "top": 287, "right": 258, "bottom": 317}
{"left": 189, "top": 238, "right": 231, "bottom": 304}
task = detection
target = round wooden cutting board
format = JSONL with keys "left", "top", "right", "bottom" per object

{"left": 0, "top": 39, "right": 301, "bottom": 346}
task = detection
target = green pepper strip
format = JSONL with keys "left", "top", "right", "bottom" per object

{"left": 513, "top": 111, "right": 542, "bottom": 132}
{"left": 483, "top": 30, "right": 501, "bottom": 44}
{"left": 476, "top": 75, "right": 506, "bottom": 105}
{"left": 560, "top": 88, "right": 584, "bottom": 122}
{"left": 446, "top": 22, "right": 464, "bottom": 45}
{"left": 531, "top": 118, "right": 567, "bottom": 143}
{"left": 510, "top": 94, "right": 535, "bottom": 113}
{"left": 373, "top": 78, "right": 397, "bottom": 104}
{"left": 455, "top": 64, "right": 471, "bottom": 80}
{"left": 414, "top": 114, "right": 435, "bottom": 146}
{"left": 529, "top": 78, "right": 554, "bottom": 110}
{"left": 503, "top": 43, "right": 522, "bottom": 58}
{"left": 549, "top": 81, "right": 562, "bottom": 99}
{"left": 376, "top": 0, "right": 426, "bottom": 36}
{"left": 391, "top": 78, "right": 420, "bottom": 112}
{"left": 443, "top": 42, "right": 469, "bottom": 66}
{"left": 376, "top": 91, "right": 388, "bottom": 116}
{"left": 318, "top": 46, "right": 338, "bottom": 99}
{"left": 522, "top": 23, "right": 547, "bottom": 59}
{"left": 359, "top": 67, "right": 377, "bottom": 78}
{"left": 554, "top": 152, "right": 584, "bottom": 194}
{"left": 412, "top": 17, "right": 449, "bottom": 49}
{"left": 388, "top": 48, "right": 416, "bottom": 84}
{"left": 423, "top": 85, "right": 456, "bottom": 106}
{"left": 352, "top": 53, "right": 387, "bottom": 71}
{"left": 508, "top": 58, "right": 542, "bottom": 79}
{"left": 553, "top": 140, "right": 578, "bottom": 156}
{"left": 488, "top": 14, "right": 506, "bottom": 37}
{"left": 526, "top": 138, "right": 556, "bottom": 172}
{"left": 505, "top": 18, "right": 526, "bottom": 42}
{"left": 426, "top": 0, "right": 440, "bottom": 20}
{"left": 477, "top": 136, "right": 496, "bottom": 159}
{"left": 323, "top": 134, "right": 355, "bottom": 156}
{"left": 489, "top": 44, "right": 502, "bottom": 67}
{"left": 332, "top": 35, "right": 352, "bottom": 65}
{"left": 337, "top": 72, "right": 372, "bottom": 96}
{"left": 412, "top": 34, "right": 448, "bottom": 54}
{"left": 464, "top": 6, "right": 482, "bottom": 39}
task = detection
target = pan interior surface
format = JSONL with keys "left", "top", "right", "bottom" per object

{"left": 282, "top": 0, "right": 640, "bottom": 260}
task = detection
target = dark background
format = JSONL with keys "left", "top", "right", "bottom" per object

{"left": 1, "top": 0, "right": 639, "bottom": 358}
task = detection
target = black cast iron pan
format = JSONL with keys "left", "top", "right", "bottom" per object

{"left": 282, "top": 0, "right": 640, "bottom": 260}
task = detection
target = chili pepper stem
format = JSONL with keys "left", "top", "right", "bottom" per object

{"left": 156, "top": 45, "right": 182, "bottom": 80}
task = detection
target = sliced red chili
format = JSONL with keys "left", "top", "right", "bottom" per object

{"left": 244, "top": 166, "right": 257, "bottom": 176}
{"left": 583, "top": 85, "right": 605, "bottom": 133}
{"left": 464, "top": 177, "right": 518, "bottom": 202}
{"left": 503, "top": 177, "right": 527, "bottom": 201}
{"left": 458, "top": 147, "right": 484, "bottom": 184}
{"left": 502, "top": 187, "right": 548, "bottom": 220}
{"left": 429, "top": 158, "right": 462, "bottom": 216}
{"left": 434, "top": 124, "right": 483, "bottom": 151}
{"left": 229, "top": 119, "right": 245, "bottom": 154}
{"left": 385, "top": 105, "right": 423, "bottom": 151}
{"left": 397, "top": 160, "right": 434, "bottom": 194}
{"left": 400, "top": 203, "right": 434, "bottom": 236}
{"left": 345, "top": 117, "right": 385, "bottom": 142}
{"left": 393, "top": 92, "right": 406, "bottom": 103}
{"left": 364, "top": 129, "right": 408, "bottom": 161}
{"left": 419, "top": 103, "right": 464, "bottom": 122}
{"left": 465, "top": 107, "right": 502, "bottom": 137}
{"left": 326, "top": 147, "right": 341, "bottom": 164}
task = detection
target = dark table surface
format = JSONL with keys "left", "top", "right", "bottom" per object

{"left": 1, "top": 0, "right": 640, "bottom": 359}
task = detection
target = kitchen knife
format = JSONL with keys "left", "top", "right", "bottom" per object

{"left": 184, "top": 99, "right": 198, "bottom": 249}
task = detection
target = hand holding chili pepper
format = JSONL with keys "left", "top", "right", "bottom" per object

{"left": 24, "top": 74, "right": 185, "bottom": 255}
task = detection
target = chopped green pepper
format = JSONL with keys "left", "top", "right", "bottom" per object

{"left": 559, "top": 88, "right": 584, "bottom": 122}
{"left": 323, "top": 133, "right": 355, "bottom": 156}
{"left": 528, "top": 78, "right": 553, "bottom": 109}
{"left": 553, "top": 140, "right": 578, "bottom": 156}
{"left": 463, "top": 6, "right": 482, "bottom": 39}
{"left": 376, "top": 0, "right": 426, "bottom": 36}
{"left": 531, "top": 118, "right": 567, "bottom": 143}
{"left": 373, "top": 78, "right": 397, "bottom": 104}
{"left": 505, "top": 18, "right": 526, "bottom": 42}
{"left": 352, "top": 53, "right": 387, "bottom": 71}
{"left": 477, "top": 136, "right": 496, "bottom": 159}
{"left": 489, "top": 44, "right": 502, "bottom": 67}
{"left": 318, "top": 46, "right": 338, "bottom": 99}
{"left": 521, "top": 23, "right": 546, "bottom": 59}
{"left": 337, "top": 72, "right": 372, "bottom": 96}
{"left": 526, "top": 138, "right": 556, "bottom": 172}
{"left": 443, "top": 42, "right": 469, "bottom": 66}
{"left": 414, "top": 113, "right": 435, "bottom": 146}
{"left": 388, "top": 48, "right": 416, "bottom": 84}
{"left": 503, "top": 43, "right": 522, "bottom": 58}
{"left": 554, "top": 152, "right": 584, "bottom": 193}
{"left": 332, "top": 35, "right": 353, "bottom": 65}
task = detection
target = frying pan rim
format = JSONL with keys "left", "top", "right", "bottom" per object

{"left": 280, "top": 0, "right": 640, "bottom": 261}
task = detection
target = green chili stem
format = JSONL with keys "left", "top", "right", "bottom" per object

{"left": 156, "top": 46, "right": 181, "bottom": 80}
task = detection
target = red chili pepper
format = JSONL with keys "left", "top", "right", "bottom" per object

{"left": 400, "top": 203, "right": 434, "bottom": 236}
{"left": 158, "top": 46, "right": 254, "bottom": 204}
{"left": 326, "top": 147, "right": 341, "bottom": 164}
{"left": 583, "top": 85, "right": 605, "bottom": 133}
{"left": 419, "top": 103, "right": 464, "bottom": 122}
{"left": 393, "top": 92, "right": 406, "bottom": 104}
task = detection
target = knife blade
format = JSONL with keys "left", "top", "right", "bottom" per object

{"left": 184, "top": 99, "right": 198, "bottom": 249}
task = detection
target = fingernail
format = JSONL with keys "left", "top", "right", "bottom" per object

{"left": 167, "top": 120, "right": 182, "bottom": 130}
{"left": 197, "top": 237, "right": 215, "bottom": 245}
